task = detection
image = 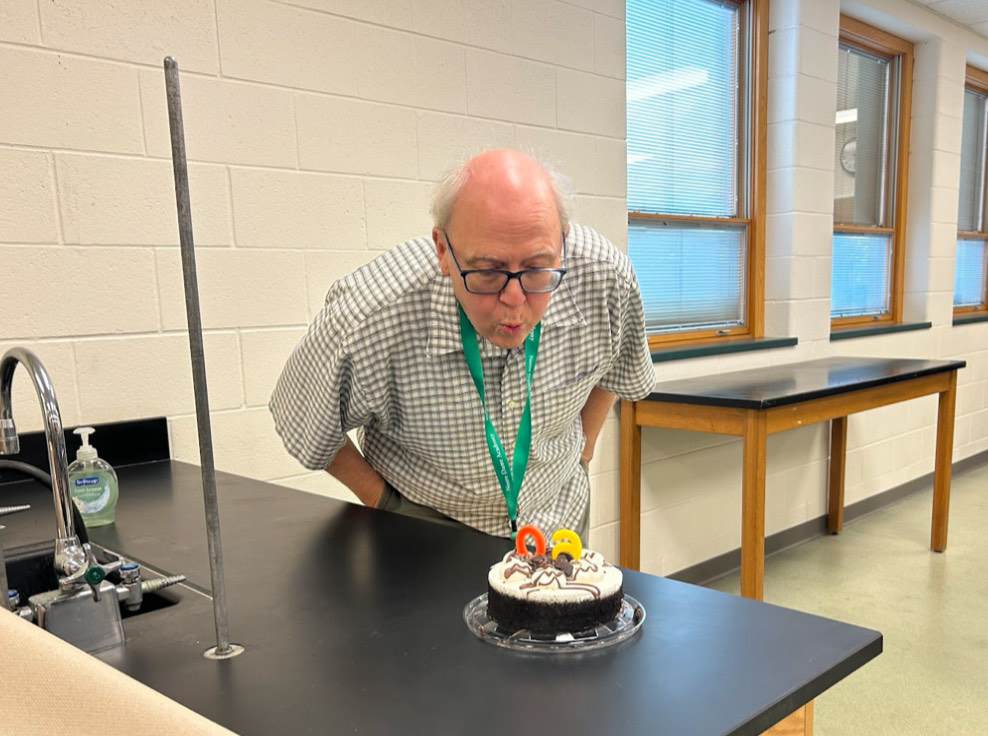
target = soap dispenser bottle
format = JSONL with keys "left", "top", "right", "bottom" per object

{"left": 67, "top": 426, "right": 119, "bottom": 527}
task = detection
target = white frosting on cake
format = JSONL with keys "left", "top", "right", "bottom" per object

{"left": 487, "top": 549, "right": 623, "bottom": 602}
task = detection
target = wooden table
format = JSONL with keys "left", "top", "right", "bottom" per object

{"left": 620, "top": 357, "right": 966, "bottom": 600}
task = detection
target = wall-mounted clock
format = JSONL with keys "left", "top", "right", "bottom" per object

{"left": 840, "top": 138, "right": 856, "bottom": 175}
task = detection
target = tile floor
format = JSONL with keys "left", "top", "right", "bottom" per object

{"left": 705, "top": 463, "right": 988, "bottom": 735}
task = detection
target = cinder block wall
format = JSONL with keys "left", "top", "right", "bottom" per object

{"left": 1, "top": 0, "right": 986, "bottom": 575}
{"left": 0, "top": 0, "right": 628, "bottom": 493}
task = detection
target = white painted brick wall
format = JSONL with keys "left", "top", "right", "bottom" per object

{"left": 4, "top": 247, "right": 160, "bottom": 338}
{"left": 302, "top": 251, "right": 378, "bottom": 318}
{"left": 230, "top": 168, "right": 365, "bottom": 249}
{"left": 2, "top": 0, "right": 988, "bottom": 576}
{"left": 0, "top": 150, "right": 58, "bottom": 243}
{"left": 154, "top": 249, "right": 309, "bottom": 330}
{"left": 0, "top": 340, "right": 82, "bottom": 432}
{"left": 513, "top": 126, "right": 597, "bottom": 194}
{"left": 216, "top": 0, "right": 357, "bottom": 95}
{"left": 594, "top": 137, "right": 629, "bottom": 197}
{"left": 240, "top": 328, "right": 307, "bottom": 408}
{"left": 39, "top": 0, "right": 220, "bottom": 74}
{"left": 363, "top": 179, "right": 434, "bottom": 247}
{"left": 415, "top": 112, "right": 516, "bottom": 179}
{"left": 295, "top": 94, "right": 418, "bottom": 176}
{"left": 465, "top": 51, "right": 556, "bottom": 126}
{"left": 140, "top": 73, "right": 299, "bottom": 166}
{"left": 0, "top": 48, "right": 144, "bottom": 153}
{"left": 55, "top": 154, "right": 232, "bottom": 246}
{"left": 408, "top": 0, "right": 513, "bottom": 52}
{"left": 594, "top": 14, "right": 627, "bottom": 79}
{"left": 556, "top": 69, "right": 626, "bottom": 137}
{"left": 0, "top": 3, "right": 41, "bottom": 44}
{"left": 512, "top": 0, "right": 595, "bottom": 71}
{"left": 73, "top": 332, "right": 244, "bottom": 421}
{"left": 355, "top": 25, "right": 467, "bottom": 113}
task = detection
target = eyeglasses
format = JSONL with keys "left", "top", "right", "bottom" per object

{"left": 443, "top": 230, "right": 567, "bottom": 294}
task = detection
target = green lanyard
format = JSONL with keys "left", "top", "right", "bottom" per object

{"left": 457, "top": 305, "right": 541, "bottom": 535}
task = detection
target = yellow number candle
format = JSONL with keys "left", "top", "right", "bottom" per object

{"left": 514, "top": 524, "right": 546, "bottom": 556}
{"left": 550, "top": 528, "right": 582, "bottom": 560}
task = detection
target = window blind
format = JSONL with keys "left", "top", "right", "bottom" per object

{"left": 833, "top": 45, "right": 891, "bottom": 228}
{"left": 627, "top": 0, "right": 738, "bottom": 216}
{"left": 954, "top": 238, "right": 987, "bottom": 307}
{"left": 831, "top": 232, "right": 891, "bottom": 317}
{"left": 955, "top": 86, "right": 988, "bottom": 310}
{"left": 832, "top": 40, "right": 899, "bottom": 320}
{"left": 957, "top": 88, "right": 987, "bottom": 233}
{"left": 627, "top": 0, "right": 745, "bottom": 333}
{"left": 628, "top": 221, "right": 745, "bottom": 331}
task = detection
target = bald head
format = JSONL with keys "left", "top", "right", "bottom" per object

{"left": 430, "top": 149, "right": 571, "bottom": 349}
{"left": 430, "top": 149, "right": 572, "bottom": 232}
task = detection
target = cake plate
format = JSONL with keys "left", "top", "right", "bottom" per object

{"left": 462, "top": 593, "right": 645, "bottom": 653}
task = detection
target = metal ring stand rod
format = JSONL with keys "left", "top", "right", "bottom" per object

{"left": 163, "top": 56, "right": 242, "bottom": 660}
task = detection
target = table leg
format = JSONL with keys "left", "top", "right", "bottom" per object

{"left": 620, "top": 400, "right": 642, "bottom": 570}
{"left": 931, "top": 371, "right": 957, "bottom": 552}
{"left": 827, "top": 416, "right": 847, "bottom": 534}
{"left": 760, "top": 701, "right": 813, "bottom": 736}
{"left": 741, "top": 410, "right": 767, "bottom": 600}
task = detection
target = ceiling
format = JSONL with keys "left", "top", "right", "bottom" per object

{"left": 908, "top": 0, "right": 988, "bottom": 39}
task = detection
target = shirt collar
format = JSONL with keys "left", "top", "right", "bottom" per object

{"left": 426, "top": 276, "right": 585, "bottom": 358}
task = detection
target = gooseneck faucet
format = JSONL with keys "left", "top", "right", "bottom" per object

{"left": 0, "top": 347, "right": 105, "bottom": 598}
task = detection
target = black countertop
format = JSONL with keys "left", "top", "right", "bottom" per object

{"left": 646, "top": 357, "right": 966, "bottom": 409}
{"left": 1, "top": 462, "right": 882, "bottom": 736}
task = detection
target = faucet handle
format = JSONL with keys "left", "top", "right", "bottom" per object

{"left": 84, "top": 565, "right": 106, "bottom": 587}
{"left": 82, "top": 544, "right": 106, "bottom": 602}
{"left": 80, "top": 552, "right": 106, "bottom": 603}
{"left": 55, "top": 538, "right": 106, "bottom": 601}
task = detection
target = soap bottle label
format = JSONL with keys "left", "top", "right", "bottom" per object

{"left": 73, "top": 476, "right": 111, "bottom": 513}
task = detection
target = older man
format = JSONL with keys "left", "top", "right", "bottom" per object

{"left": 270, "top": 149, "right": 654, "bottom": 538}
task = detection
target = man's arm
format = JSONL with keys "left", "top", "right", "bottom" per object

{"left": 580, "top": 385, "right": 617, "bottom": 465}
{"left": 325, "top": 437, "right": 387, "bottom": 507}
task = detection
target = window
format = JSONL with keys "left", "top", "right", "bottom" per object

{"left": 626, "top": 0, "right": 767, "bottom": 346}
{"left": 831, "top": 18, "right": 913, "bottom": 327}
{"left": 955, "top": 66, "right": 988, "bottom": 317}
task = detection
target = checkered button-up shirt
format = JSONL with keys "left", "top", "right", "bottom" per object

{"left": 270, "top": 223, "right": 655, "bottom": 536}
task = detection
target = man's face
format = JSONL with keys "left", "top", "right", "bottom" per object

{"left": 434, "top": 217, "right": 563, "bottom": 350}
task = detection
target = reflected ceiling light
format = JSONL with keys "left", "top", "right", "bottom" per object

{"left": 836, "top": 108, "right": 858, "bottom": 124}
{"left": 627, "top": 153, "right": 654, "bottom": 165}
{"left": 628, "top": 67, "right": 709, "bottom": 102}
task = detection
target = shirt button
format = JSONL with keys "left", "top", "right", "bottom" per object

{"left": 507, "top": 399, "right": 517, "bottom": 409}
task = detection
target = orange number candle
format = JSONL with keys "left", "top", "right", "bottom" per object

{"left": 550, "top": 528, "right": 583, "bottom": 560}
{"left": 514, "top": 524, "right": 546, "bottom": 556}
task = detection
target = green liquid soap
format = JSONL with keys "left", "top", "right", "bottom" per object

{"left": 67, "top": 426, "right": 119, "bottom": 527}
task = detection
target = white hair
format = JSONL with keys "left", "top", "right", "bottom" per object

{"left": 429, "top": 150, "right": 574, "bottom": 230}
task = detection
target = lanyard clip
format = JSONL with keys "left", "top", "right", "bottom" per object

{"left": 509, "top": 518, "right": 518, "bottom": 537}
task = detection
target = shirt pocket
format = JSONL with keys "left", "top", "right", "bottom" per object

{"left": 531, "top": 362, "right": 601, "bottom": 439}
{"left": 388, "top": 360, "right": 488, "bottom": 474}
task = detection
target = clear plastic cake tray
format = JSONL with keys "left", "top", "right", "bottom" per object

{"left": 463, "top": 593, "right": 645, "bottom": 653}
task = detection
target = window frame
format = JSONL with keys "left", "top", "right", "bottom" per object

{"left": 831, "top": 16, "right": 913, "bottom": 329}
{"left": 954, "top": 65, "right": 988, "bottom": 318}
{"left": 627, "top": 0, "right": 767, "bottom": 349}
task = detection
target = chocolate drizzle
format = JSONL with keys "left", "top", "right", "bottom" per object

{"left": 500, "top": 549, "right": 607, "bottom": 599}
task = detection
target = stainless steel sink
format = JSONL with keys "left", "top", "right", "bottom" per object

{"left": 4, "top": 541, "right": 186, "bottom": 652}
{"left": 6, "top": 542, "right": 182, "bottom": 616}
